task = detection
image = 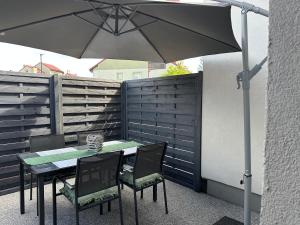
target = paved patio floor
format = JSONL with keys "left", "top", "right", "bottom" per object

{"left": 0, "top": 180, "right": 259, "bottom": 225}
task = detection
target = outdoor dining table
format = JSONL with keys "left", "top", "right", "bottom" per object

{"left": 17, "top": 140, "right": 141, "bottom": 225}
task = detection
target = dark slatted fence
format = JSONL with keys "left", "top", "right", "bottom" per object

{"left": 56, "top": 76, "right": 122, "bottom": 145}
{"left": 0, "top": 71, "right": 202, "bottom": 194}
{"left": 123, "top": 74, "right": 202, "bottom": 191}
{"left": 0, "top": 71, "right": 53, "bottom": 194}
{"left": 0, "top": 72, "right": 122, "bottom": 194}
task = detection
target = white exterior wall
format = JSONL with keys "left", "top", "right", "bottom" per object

{"left": 201, "top": 0, "right": 269, "bottom": 195}
{"left": 93, "top": 68, "right": 149, "bottom": 81}
{"left": 260, "top": 0, "right": 300, "bottom": 224}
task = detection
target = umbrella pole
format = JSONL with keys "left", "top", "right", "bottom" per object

{"left": 241, "top": 9, "right": 251, "bottom": 225}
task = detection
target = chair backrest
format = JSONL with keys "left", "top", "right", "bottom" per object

{"left": 77, "top": 130, "right": 104, "bottom": 146}
{"left": 75, "top": 151, "right": 123, "bottom": 198}
{"left": 29, "top": 134, "right": 65, "bottom": 152}
{"left": 133, "top": 142, "right": 167, "bottom": 180}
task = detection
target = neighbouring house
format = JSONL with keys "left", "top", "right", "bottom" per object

{"left": 19, "top": 62, "right": 64, "bottom": 76}
{"left": 90, "top": 59, "right": 174, "bottom": 81}
{"left": 19, "top": 64, "right": 41, "bottom": 74}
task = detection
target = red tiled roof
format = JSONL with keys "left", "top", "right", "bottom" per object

{"left": 42, "top": 63, "right": 63, "bottom": 73}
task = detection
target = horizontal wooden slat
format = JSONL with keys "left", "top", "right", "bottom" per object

{"left": 127, "top": 114, "right": 194, "bottom": 126}
{"left": 166, "top": 146, "right": 194, "bottom": 162}
{"left": 0, "top": 154, "right": 18, "bottom": 167}
{"left": 127, "top": 97, "right": 195, "bottom": 104}
{"left": 0, "top": 75, "right": 49, "bottom": 84}
{"left": 0, "top": 96, "right": 50, "bottom": 105}
{"left": 0, "top": 85, "right": 49, "bottom": 94}
{"left": 63, "top": 106, "right": 120, "bottom": 114}
{"left": 62, "top": 79, "right": 120, "bottom": 88}
{"left": 62, "top": 87, "right": 120, "bottom": 96}
{"left": 0, "top": 175, "right": 30, "bottom": 191}
{"left": 126, "top": 77, "right": 196, "bottom": 88}
{"left": 127, "top": 106, "right": 195, "bottom": 115}
{"left": 63, "top": 122, "right": 121, "bottom": 133}
{"left": 0, "top": 141, "right": 29, "bottom": 152}
{"left": 0, "top": 165, "right": 19, "bottom": 179}
{"left": 163, "top": 164, "right": 194, "bottom": 181}
{"left": 164, "top": 155, "right": 194, "bottom": 173}
{"left": 0, "top": 107, "right": 50, "bottom": 116}
{"left": 62, "top": 97, "right": 120, "bottom": 104}
{"left": 0, "top": 128, "right": 51, "bottom": 140}
{"left": 128, "top": 122, "right": 194, "bottom": 137}
{"left": 63, "top": 113, "right": 120, "bottom": 124}
{"left": 127, "top": 130, "right": 194, "bottom": 148}
{"left": 0, "top": 118, "right": 50, "bottom": 128}
{"left": 127, "top": 88, "right": 196, "bottom": 96}
{"left": 64, "top": 129, "right": 121, "bottom": 143}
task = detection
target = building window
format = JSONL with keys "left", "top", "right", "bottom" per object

{"left": 116, "top": 72, "right": 123, "bottom": 80}
{"left": 132, "top": 72, "right": 142, "bottom": 79}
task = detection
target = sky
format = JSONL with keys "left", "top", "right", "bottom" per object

{"left": 0, "top": 0, "right": 209, "bottom": 77}
{"left": 0, "top": 42, "right": 201, "bottom": 77}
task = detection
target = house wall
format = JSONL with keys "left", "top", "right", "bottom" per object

{"left": 260, "top": 0, "right": 300, "bottom": 224}
{"left": 201, "top": 0, "right": 269, "bottom": 199}
{"left": 93, "top": 68, "right": 149, "bottom": 81}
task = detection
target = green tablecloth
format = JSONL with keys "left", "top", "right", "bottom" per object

{"left": 24, "top": 141, "right": 141, "bottom": 166}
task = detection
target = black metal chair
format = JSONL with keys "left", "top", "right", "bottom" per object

{"left": 52, "top": 151, "right": 124, "bottom": 225}
{"left": 77, "top": 130, "right": 104, "bottom": 146}
{"left": 119, "top": 142, "right": 168, "bottom": 225}
{"left": 29, "top": 134, "right": 65, "bottom": 215}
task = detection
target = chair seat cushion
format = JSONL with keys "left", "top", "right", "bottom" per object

{"left": 60, "top": 182, "right": 119, "bottom": 207}
{"left": 120, "top": 165, "right": 163, "bottom": 189}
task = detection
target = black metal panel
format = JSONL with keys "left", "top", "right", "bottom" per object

{"left": 123, "top": 73, "right": 203, "bottom": 191}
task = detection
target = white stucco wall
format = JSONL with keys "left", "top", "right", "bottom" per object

{"left": 93, "top": 68, "right": 149, "bottom": 81}
{"left": 201, "top": 0, "right": 269, "bottom": 195}
{"left": 260, "top": 0, "right": 300, "bottom": 224}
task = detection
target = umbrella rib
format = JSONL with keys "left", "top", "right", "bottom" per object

{"left": 119, "top": 7, "right": 166, "bottom": 63}
{"left": 79, "top": 12, "right": 111, "bottom": 58}
{"left": 87, "top": 1, "right": 114, "bottom": 32}
{"left": 123, "top": 6, "right": 240, "bottom": 51}
{"left": 73, "top": 14, "right": 112, "bottom": 34}
{"left": 118, "top": 6, "right": 138, "bottom": 33}
{"left": 119, "top": 20, "right": 158, "bottom": 35}
{"left": 0, "top": 6, "right": 111, "bottom": 33}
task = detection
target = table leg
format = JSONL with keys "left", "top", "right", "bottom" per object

{"left": 19, "top": 161, "right": 25, "bottom": 214}
{"left": 38, "top": 175, "right": 45, "bottom": 225}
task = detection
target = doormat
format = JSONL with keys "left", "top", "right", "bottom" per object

{"left": 213, "top": 216, "right": 243, "bottom": 225}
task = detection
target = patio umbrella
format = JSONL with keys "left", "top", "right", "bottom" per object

{"left": 0, "top": 1, "right": 269, "bottom": 225}
{"left": 0, "top": 0, "right": 240, "bottom": 63}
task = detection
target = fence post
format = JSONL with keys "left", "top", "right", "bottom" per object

{"left": 52, "top": 75, "right": 64, "bottom": 135}
{"left": 193, "top": 73, "right": 203, "bottom": 192}
{"left": 121, "top": 81, "right": 128, "bottom": 140}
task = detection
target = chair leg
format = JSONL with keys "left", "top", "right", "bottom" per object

{"left": 133, "top": 190, "right": 139, "bottom": 225}
{"left": 52, "top": 178, "right": 57, "bottom": 225}
{"left": 30, "top": 173, "right": 33, "bottom": 201}
{"left": 118, "top": 185, "right": 124, "bottom": 225}
{"left": 162, "top": 179, "right": 168, "bottom": 214}
{"left": 140, "top": 189, "right": 143, "bottom": 199}
{"left": 153, "top": 184, "right": 157, "bottom": 202}
{"left": 99, "top": 204, "right": 103, "bottom": 215}
{"left": 108, "top": 201, "right": 111, "bottom": 212}
{"left": 75, "top": 205, "right": 80, "bottom": 225}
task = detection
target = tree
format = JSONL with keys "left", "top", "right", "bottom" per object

{"left": 162, "top": 62, "right": 191, "bottom": 76}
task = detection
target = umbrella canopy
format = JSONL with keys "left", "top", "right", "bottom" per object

{"left": 0, "top": 0, "right": 240, "bottom": 62}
